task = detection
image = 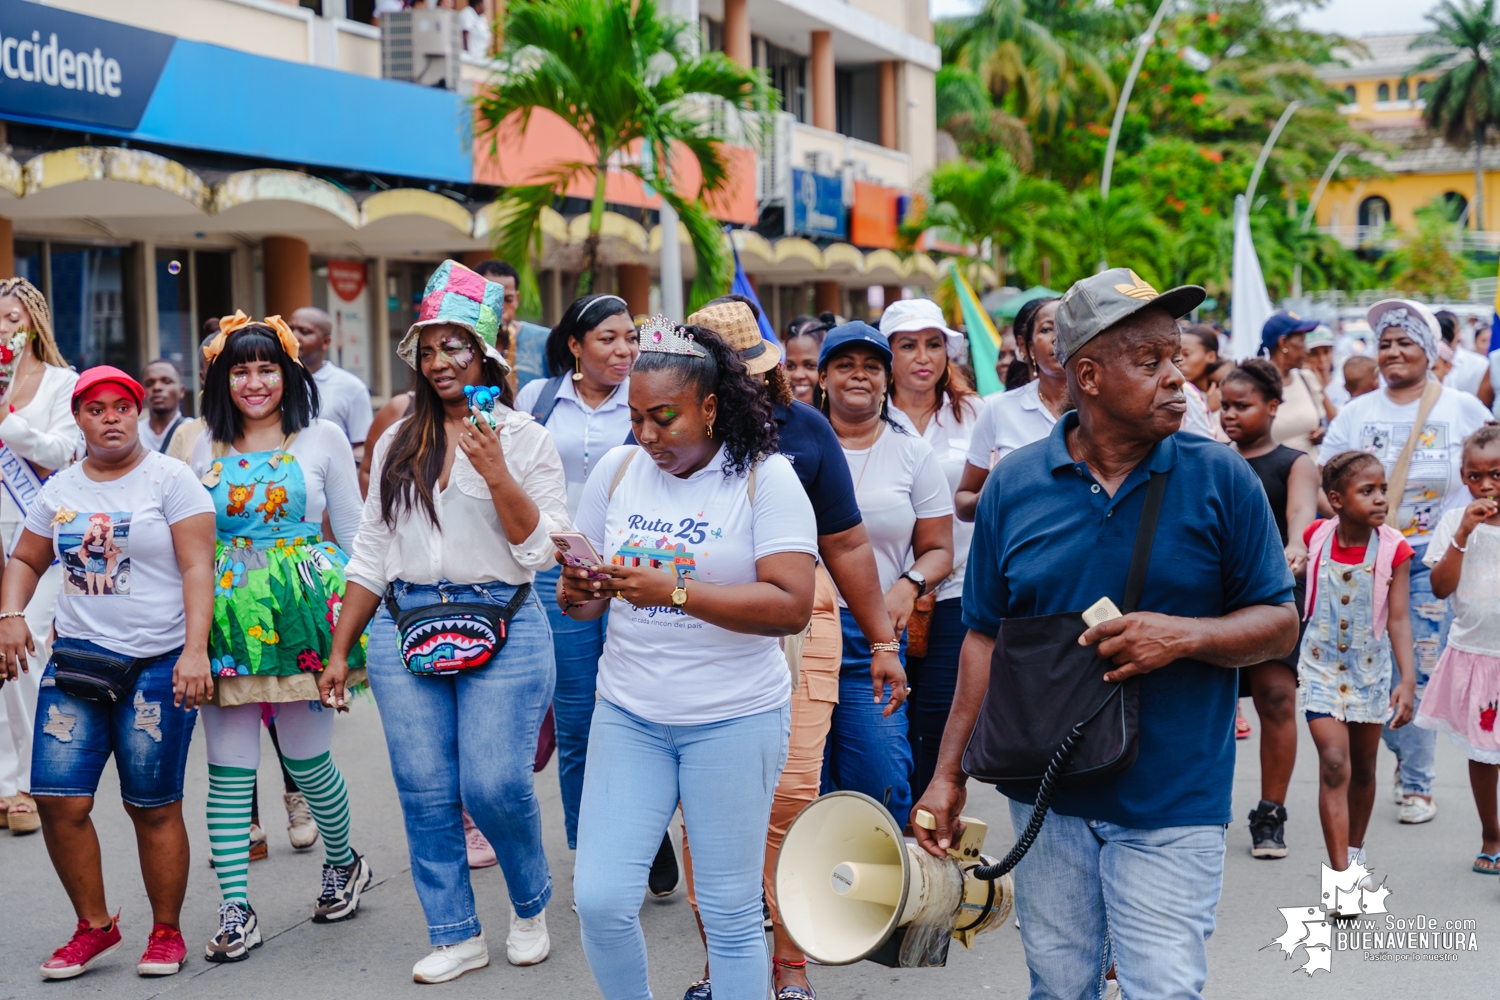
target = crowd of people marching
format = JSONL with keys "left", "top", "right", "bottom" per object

{"left": 0, "top": 256, "right": 1497, "bottom": 1000}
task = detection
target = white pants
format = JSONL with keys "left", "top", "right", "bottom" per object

{"left": 0, "top": 561, "right": 62, "bottom": 797}
{"left": 200, "top": 701, "right": 336, "bottom": 770}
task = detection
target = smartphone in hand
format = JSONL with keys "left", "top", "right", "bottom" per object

{"left": 551, "top": 532, "right": 612, "bottom": 581}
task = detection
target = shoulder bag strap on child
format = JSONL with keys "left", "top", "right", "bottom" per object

{"left": 1384, "top": 378, "right": 1443, "bottom": 517}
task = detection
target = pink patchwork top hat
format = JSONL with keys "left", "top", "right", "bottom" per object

{"left": 398, "top": 259, "right": 511, "bottom": 371}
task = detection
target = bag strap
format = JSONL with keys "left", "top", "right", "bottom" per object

{"left": 1121, "top": 469, "right": 1170, "bottom": 614}
{"left": 1384, "top": 378, "right": 1443, "bottom": 515}
{"left": 529, "top": 375, "right": 566, "bottom": 425}
{"left": 384, "top": 582, "right": 532, "bottom": 623}
{"left": 608, "top": 447, "right": 640, "bottom": 500}
{"left": 159, "top": 414, "right": 186, "bottom": 453}
{"left": 747, "top": 462, "right": 757, "bottom": 505}
{"left": 211, "top": 431, "right": 300, "bottom": 461}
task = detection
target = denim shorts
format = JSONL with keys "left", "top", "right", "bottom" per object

{"left": 31, "top": 647, "right": 197, "bottom": 808}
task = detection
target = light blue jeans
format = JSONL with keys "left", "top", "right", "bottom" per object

{"left": 535, "top": 564, "right": 606, "bottom": 849}
{"left": 575, "top": 698, "right": 790, "bottom": 1000}
{"left": 365, "top": 580, "right": 555, "bottom": 945}
{"left": 1383, "top": 543, "right": 1451, "bottom": 797}
{"left": 1007, "top": 800, "right": 1226, "bottom": 1000}
{"left": 821, "top": 608, "right": 912, "bottom": 828}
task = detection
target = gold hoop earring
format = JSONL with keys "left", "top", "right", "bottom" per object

{"left": 572, "top": 356, "right": 583, "bottom": 381}
{"left": 707, "top": 423, "right": 714, "bottom": 438}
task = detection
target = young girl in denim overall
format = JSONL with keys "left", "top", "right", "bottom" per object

{"left": 1300, "top": 451, "right": 1417, "bottom": 879}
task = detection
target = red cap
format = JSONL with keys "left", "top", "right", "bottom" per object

{"left": 71, "top": 366, "right": 145, "bottom": 410}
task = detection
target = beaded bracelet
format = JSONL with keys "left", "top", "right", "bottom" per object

{"left": 0, "top": 611, "right": 25, "bottom": 621}
{"left": 870, "top": 641, "right": 901, "bottom": 653}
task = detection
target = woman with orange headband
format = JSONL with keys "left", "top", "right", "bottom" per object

{"left": 189, "top": 314, "right": 369, "bottom": 964}
{"left": 0, "top": 277, "right": 78, "bottom": 838}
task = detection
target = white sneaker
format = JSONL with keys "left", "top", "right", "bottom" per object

{"left": 285, "top": 792, "right": 318, "bottom": 850}
{"left": 412, "top": 933, "right": 489, "bottom": 984}
{"left": 506, "top": 909, "right": 550, "bottom": 966}
{"left": 1399, "top": 795, "right": 1437, "bottom": 824}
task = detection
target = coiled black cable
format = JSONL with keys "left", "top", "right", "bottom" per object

{"left": 970, "top": 724, "right": 1085, "bottom": 881}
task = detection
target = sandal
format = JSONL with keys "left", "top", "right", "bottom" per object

{"left": 1235, "top": 715, "right": 1252, "bottom": 740}
{"left": 1473, "top": 852, "right": 1500, "bottom": 874}
{"left": 7, "top": 792, "right": 40, "bottom": 834}
{"left": 773, "top": 956, "right": 816, "bottom": 1000}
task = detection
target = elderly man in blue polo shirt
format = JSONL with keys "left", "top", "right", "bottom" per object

{"left": 914, "top": 269, "right": 1298, "bottom": 999}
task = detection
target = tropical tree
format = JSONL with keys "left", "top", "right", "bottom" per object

{"left": 914, "top": 154, "right": 1068, "bottom": 287}
{"left": 1411, "top": 0, "right": 1500, "bottom": 232}
{"left": 475, "top": 0, "right": 772, "bottom": 304}
{"left": 1380, "top": 200, "right": 1474, "bottom": 297}
{"left": 1049, "top": 186, "right": 1171, "bottom": 287}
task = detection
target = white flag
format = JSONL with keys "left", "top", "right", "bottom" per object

{"left": 1230, "top": 194, "right": 1274, "bottom": 361}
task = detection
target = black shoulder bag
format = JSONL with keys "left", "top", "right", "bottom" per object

{"left": 962, "top": 470, "right": 1170, "bottom": 881}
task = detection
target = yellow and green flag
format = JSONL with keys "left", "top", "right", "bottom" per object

{"left": 951, "top": 264, "right": 1002, "bottom": 395}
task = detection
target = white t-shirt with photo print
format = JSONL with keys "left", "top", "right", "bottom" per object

{"left": 24, "top": 451, "right": 214, "bottom": 657}
{"left": 1318, "top": 383, "right": 1492, "bottom": 544}
{"left": 576, "top": 445, "right": 818, "bottom": 726}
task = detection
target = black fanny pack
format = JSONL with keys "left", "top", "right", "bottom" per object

{"left": 50, "top": 637, "right": 149, "bottom": 703}
{"left": 963, "top": 470, "right": 1169, "bottom": 881}
{"left": 383, "top": 584, "right": 531, "bottom": 676}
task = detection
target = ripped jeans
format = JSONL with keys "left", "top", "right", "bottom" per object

{"left": 30, "top": 646, "right": 196, "bottom": 808}
{"left": 1383, "top": 543, "right": 1452, "bottom": 798}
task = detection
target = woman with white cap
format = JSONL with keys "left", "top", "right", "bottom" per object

{"left": 325, "top": 260, "right": 570, "bottom": 982}
{"left": 879, "top": 298, "right": 981, "bottom": 803}
{"left": 1261, "top": 310, "right": 1333, "bottom": 460}
{"left": 1319, "top": 298, "right": 1492, "bottom": 826}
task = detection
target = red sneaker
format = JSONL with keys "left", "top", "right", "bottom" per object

{"left": 138, "top": 924, "right": 187, "bottom": 977}
{"left": 40, "top": 917, "right": 122, "bottom": 980}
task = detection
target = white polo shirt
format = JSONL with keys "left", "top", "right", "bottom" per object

{"left": 312, "top": 362, "right": 374, "bottom": 446}
{"left": 966, "top": 380, "right": 1059, "bottom": 470}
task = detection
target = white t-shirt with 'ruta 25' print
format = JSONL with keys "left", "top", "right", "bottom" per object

{"left": 25, "top": 451, "right": 214, "bottom": 657}
{"left": 1318, "top": 383, "right": 1492, "bottom": 545}
{"left": 839, "top": 422, "right": 953, "bottom": 609}
{"left": 575, "top": 445, "right": 818, "bottom": 726}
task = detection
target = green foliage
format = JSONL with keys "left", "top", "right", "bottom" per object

{"left": 916, "top": 154, "right": 1068, "bottom": 284}
{"left": 475, "top": 0, "right": 772, "bottom": 309}
{"left": 1379, "top": 199, "right": 1473, "bottom": 298}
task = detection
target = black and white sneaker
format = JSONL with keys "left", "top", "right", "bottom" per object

{"left": 204, "top": 901, "right": 261, "bottom": 962}
{"left": 313, "top": 852, "right": 373, "bottom": 923}
{"left": 1248, "top": 800, "right": 1288, "bottom": 859}
{"left": 648, "top": 833, "right": 680, "bottom": 898}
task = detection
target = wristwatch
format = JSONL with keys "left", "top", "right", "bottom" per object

{"left": 671, "top": 576, "right": 689, "bottom": 607}
{"left": 900, "top": 570, "right": 927, "bottom": 598}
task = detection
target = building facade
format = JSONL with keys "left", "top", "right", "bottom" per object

{"left": 0, "top": 0, "right": 938, "bottom": 403}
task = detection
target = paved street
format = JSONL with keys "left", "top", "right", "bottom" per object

{"left": 1, "top": 698, "right": 1495, "bottom": 998}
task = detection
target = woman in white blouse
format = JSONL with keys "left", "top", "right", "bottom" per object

{"left": 880, "top": 299, "right": 982, "bottom": 804}
{"left": 513, "top": 293, "right": 638, "bottom": 852}
{"left": 0, "top": 277, "right": 79, "bottom": 836}
{"left": 814, "top": 322, "right": 953, "bottom": 832}
{"left": 325, "top": 262, "right": 569, "bottom": 985}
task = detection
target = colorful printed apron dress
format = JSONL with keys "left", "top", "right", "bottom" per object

{"left": 202, "top": 445, "right": 365, "bottom": 679}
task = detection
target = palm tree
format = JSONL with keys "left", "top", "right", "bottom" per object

{"left": 915, "top": 154, "right": 1067, "bottom": 287}
{"left": 1411, "top": 0, "right": 1500, "bottom": 232}
{"left": 1052, "top": 186, "right": 1170, "bottom": 288}
{"left": 475, "top": 0, "right": 771, "bottom": 303}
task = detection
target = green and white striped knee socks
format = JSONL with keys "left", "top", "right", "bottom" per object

{"left": 207, "top": 763, "right": 256, "bottom": 902}
{"left": 281, "top": 751, "right": 355, "bottom": 867}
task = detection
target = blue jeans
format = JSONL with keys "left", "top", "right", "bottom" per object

{"left": 535, "top": 564, "right": 606, "bottom": 849}
{"left": 31, "top": 646, "right": 195, "bottom": 808}
{"left": 1383, "top": 543, "right": 1450, "bottom": 797}
{"left": 575, "top": 699, "right": 789, "bottom": 1000}
{"left": 365, "top": 580, "right": 555, "bottom": 945}
{"left": 906, "top": 597, "right": 963, "bottom": 804}
{"left": 1007, "top": 800, "right": 1225, "bottom": 1000}
{"left": 821, "top": 608, "right": 912, "bottom": 828}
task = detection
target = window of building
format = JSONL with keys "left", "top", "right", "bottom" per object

{"left": 1344, "top": 85, "right": 1356, "bottom": 104}
{"left": 758, "top": 38, "right": 808, "bottom": 123}
{"left": 1397, "top": 81, "right": 1409, "bottom": 101}
{"left": 1377, "top": 82, "right": 1390, "bottom": 102}
{"left": 701, "top": 15, "right": 723, "bottom": 54}
{"left": 1441, "top": 191, "right": 1470, "bottom": 225}
{"left": 836, "top": 65, "right": 883, "bottom": 144}
{"left": 1358, "top": 195, "right": 1391, "bottom": 233}
{"left": 1418, "top": 80, "right": 1431, "bottom": 99}
{"left": 49, "top": 244, "right": 137, "bottom": 373}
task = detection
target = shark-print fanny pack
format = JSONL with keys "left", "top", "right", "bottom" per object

{"left": 382, "top": 584, "right": 532, "bottom": 676}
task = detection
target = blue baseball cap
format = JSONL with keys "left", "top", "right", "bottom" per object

{"left": 1260, "top": 311, "right": 1319, "bottom": 355}
{"left": 818, "top": 322, "right": 892, "bottom": 368}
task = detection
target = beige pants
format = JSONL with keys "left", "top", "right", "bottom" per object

{"left": 684, "top": 566, "right": 841, "bottom": 923}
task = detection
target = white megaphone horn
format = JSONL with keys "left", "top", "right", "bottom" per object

{"left": 774, "top": 791, "right": 1013, "bottom": 968}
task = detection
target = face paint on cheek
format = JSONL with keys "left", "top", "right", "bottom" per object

{"left": 263, "top": 370, "right": 282, "bottom": 387}
{"left": 437, "top": 339, "right": 475, "bottom": 370}
{"left": 230, "top": 373, "right": 249, "bottom": 389}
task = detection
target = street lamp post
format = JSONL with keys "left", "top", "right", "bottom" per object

{"left": 1098, "top": 0, "right": 1174, "bottom": 272}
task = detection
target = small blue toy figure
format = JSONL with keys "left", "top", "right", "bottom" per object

{"left": 464, "top": 384, "right": 504, "bottom": 429}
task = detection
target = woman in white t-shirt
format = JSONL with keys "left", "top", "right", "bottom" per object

{"left": 956, "top": 296, "right": 1067, "bottom": 521}
{"left": 562, "top": 320, "right": 816, "bottom": 1000}
{"left": 0, "top": 278, "right": 80, "bottom": 835}
{"left": 1319, "top": 298, "right": 1494, "bottom": 823}
{"left": 0, "top": 367, "right": 215, "bottom": 980}
{"left": 881, "top": 299, "right": 981, "bottom": 804}
{"left": 814, "top": 322, "right": 953, "bottom": 831}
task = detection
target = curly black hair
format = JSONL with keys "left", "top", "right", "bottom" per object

{"left": 1222, "top": 357, "right": 1283, "bottom": 403}
{"left": 1463, "top": 424, "right": 1500, "bottom": 462}
{"left": 203, "top": 324, "right": 320, "bottom": 443}
{"left": 1322, "top": 450, "right": 1384, "bottom": 496}
{"left": 632, "top": 324, "right": 778, "bottom": 478}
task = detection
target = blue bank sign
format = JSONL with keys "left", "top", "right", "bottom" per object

{"left": 0, "top": 0, "right": 173, "bottom": 131}
{"left": 791, "top": 168, "right": 846, "bottom": 239}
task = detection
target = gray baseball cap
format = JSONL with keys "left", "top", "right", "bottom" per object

{"left": 1054, "top": 268, "right": 1206, "bottom": 364}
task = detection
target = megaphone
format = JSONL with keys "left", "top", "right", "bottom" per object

{"left": 775, "top": 791, "right": 1013, "bottom": 968}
